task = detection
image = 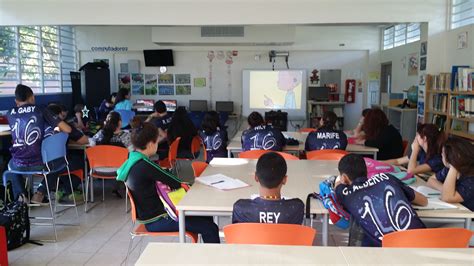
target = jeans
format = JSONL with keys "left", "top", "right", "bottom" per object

{"left": 145, "top": 215, "right": 220, "bottom": 243}
{"left": 7, "top": 158, "right": 66, "bottom": 200}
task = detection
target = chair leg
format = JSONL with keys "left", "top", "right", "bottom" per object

{"left": 102, "top": 179, "right": 105, "bottom": 202}
{"left": 66, "top": 166, "right": 79, "bottom": 218}
{"left": 125, "top": 235, "right": 135, "bottom": 265}
{"left": 84, "top": 173, "right": 89, "bottom": 213}
{"left": 125, "top": 186, "right": 129, "bottom": 213}
{"left": 43, "top": 174, "right": 57, "bottom": 242}
{"left": 54, "top": 176, "right": 60, "bottom": 215}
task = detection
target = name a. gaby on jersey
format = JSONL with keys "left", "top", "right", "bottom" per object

{"left": 342, "top": 173, "right": 390, "bottom": 196}
{"left": 10, "top": 106, "right": 36, "bottom": 114}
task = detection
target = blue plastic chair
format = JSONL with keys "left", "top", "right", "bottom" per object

{"left": 115, "top": 110, "right": 135, "bottom": 128}
{"left": 2, "top": 132, "right": 71, "bottom": 241}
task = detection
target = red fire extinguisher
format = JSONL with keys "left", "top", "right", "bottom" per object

{"left": 345, "top": 79, "right": 356, "bottom": 103}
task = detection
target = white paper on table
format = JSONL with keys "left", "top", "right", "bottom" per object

{"left": 0, "top": 125, "right": 10, "bottom": 132}
{"left": 413, "top": 198, "right": 458, "bottom": 210}
{"left": 209, "top": 158, "right": 249, "bottom": 166}
{"left": 196, "top": 174, "right": 249, "bottom": 190}
{"left": 410, "top": 185, "right": 441, "bottom": 197}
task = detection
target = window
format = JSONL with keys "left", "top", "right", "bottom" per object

{"left": 382, "top": 23, "right": 421, "bottom": 50}
{"left": 0, "top": 26, "right": 77, "bottom": 95}
{"left": 451, "top": 0, "right": 474, "bottom": 29}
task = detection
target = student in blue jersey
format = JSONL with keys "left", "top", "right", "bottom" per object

{"left": 145, "top": 100, "right": 173, "bottom": 159}
{"left": 305, "top": 111, "right": 347, "bottom": 151}
{"left": 199, "top": 111, "right": 228, "bottom": 163}
{"left": 98, "top": 92, "right": 117, "bottom": 120}
{"left": 232, "top": 152, "right": 304, "bottom": 224}
{"left": 334, "top": 154, "right": 427, "bottom": 247}
{"left": 385, "top": 123, "right": 446, "bottom": 175}
{"left": 6, "top": 84, "right": 72, "bottom": 202}
{"left": 114, "top": 88, "right": 132, "bottom": 111}
{"left": 241, "top": 111, "right": 285, "bottom": 151}
{"left": 427, "top": 137, "right": 474, "bottom": 211}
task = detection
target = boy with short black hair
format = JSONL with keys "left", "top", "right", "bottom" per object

{"left": 241, "top": 111, "right": 285, "bottom": 151}
{"left": 6, "top": 84, "right": 71, "bottom": 203}
{"left": 335, "top": 154, "right": 428, "bottom": 247}
{"left": 145, "top": 100, "right": 173, "bottom": 130}
{"left": 232, "top": 152, "right": 304, "bottom": 224}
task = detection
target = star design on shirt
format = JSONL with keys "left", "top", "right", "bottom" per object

{"left": 82, "top": 105, "right": 89, "bottom": 118}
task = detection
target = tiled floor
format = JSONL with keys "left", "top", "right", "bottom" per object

{"left": 7, "top": 183, "right": 349, "bottom": 266}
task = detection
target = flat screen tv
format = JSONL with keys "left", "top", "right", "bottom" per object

{"left": 189, "top": 100, "right": 208, "bottom": 112}
{"left": 308, "top": 86, "right": 330, "bottom": 101}
{"left": 143, "top": 49, "right": 174, "bottom": 66}
{"left": 162, "top": 99, "right": 177, "bottom": 112}
{"left": 215, "top": 101, "right": 234, "bottom": 113}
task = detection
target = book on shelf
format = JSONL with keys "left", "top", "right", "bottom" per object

{"left": 451, "top": 65, "right": 470, "bottom": 90}
{"left": 431, "top": 93, "right": 448, "bottom": 112}
{"left": 431, "top": 114, "right": 447, "bottom": 129}
{"left": 431, "top": 73, "right": 451, "bottom": 91}
{"left": 450, "top": 96, "right": 474, "bottom": 118}
{"left": 455, "top": 67, "right": 474, "bottom": 92}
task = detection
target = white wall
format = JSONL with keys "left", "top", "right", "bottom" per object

{"left": 77, "top": 25, "right": 379, "bottom": 129}
{"left": 443, "top": 24, "right": 474, "bottom": 70}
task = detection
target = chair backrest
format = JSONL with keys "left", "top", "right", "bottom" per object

{"left": 115, "top": 110, "right": 135, "bottom": 128}
{"left": 168, "top": 137, "right": 181, "bottom": 167}
{"left": 382, "top": 228, "right": 473, "bottom": 248}
{"left": 86, "top": 145, "right": 129, "bottom": 169}
{"left": 306, "top": 149, "right": 349, "bottom": 160}
{"left": 224, "top": 223, "right": 316, "bottom": 246}
{"left": 126, "top": 188, "right": 138, "bottom": 223}
{"left": 191, "top": 135, "right": 206, "bottom": 161}
{"left": 191, "top": 161, "right": 208, "bottom": 177}
{"left": 42, "top": 132, "right": 69, "bottom": 164}
{"left": 402, "top": 140, "right": 409, "bottom": 155}
{"left": 238, "top": 150, "right": 271, "bottom": 159}
{"left": 276, "top": 152, "right": 300, "bottom": 160}
{"left": 299, "top": 128, "right": 317, "bottom": 133}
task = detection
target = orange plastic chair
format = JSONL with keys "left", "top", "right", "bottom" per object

{"left": 191, "top": 135, "right": 207, "bottom": 161}
{"left": 85, "top": 145, "right": 129, "bottom": 212}
{"left": 168, "top": 137, "right": 181, "bottom": 169}
{"left": 191, "top": 161, "right": 208, "bottom": 177}
{"left": 402, "top": 140, "right": 409, "bottom": 155}
{"left": 382, "top": 228, "right": 473, "bottom": 248}
{"left": 299, "top": 128, "right": 317, "bottom": 133}
{"left": 239, "top": 150, "right": 299, "bottom": 160}
{"left": 224, "top": 223, "right": 316, "bottom": 246}
{"left": 306, "top": 149, "right": 349, "bottom": 160}
{"left": 125, "top": 189, "right": 198, "bottom": 264}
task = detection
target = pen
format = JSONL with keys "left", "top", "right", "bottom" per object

{"left": 211, "top": 180, "right": 225, "bottom": 185}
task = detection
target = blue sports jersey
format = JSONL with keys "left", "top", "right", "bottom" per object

{"left": 409, "top": 149, "right": 444, "bottom": 173}
{"left": 305, "top": 128, "right": 348, "bottom": 151}
{"left": 232, "top": 197, "right": 304, "bottom": 224}
{"left": 335, "top": 173, "right": 425, "bottom": 247}
{"left": 241, "top": 125, "right": 285, "bottom": 151}
{"left": 151, "top": 113, "right": 173, "bottom": 131}
{"left": 199, "top": 129, "right": 228, "bottom": 163}
{"left": 7, "top": 104, "right": 60, "bottom": 167}
{"left": 436, "top": 167, "right": 474, "bottom": 211}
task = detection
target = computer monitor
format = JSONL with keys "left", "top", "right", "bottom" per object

{"left": 215, "top": 101, "right": 234, "bottom": 113}
{"left": 135, "top": 99, "right": 155, "bottom": 107}
{"left": 308, "top": 86, "right": 330, "bottom": 101}
{"left": 162, "top": 100, "right": 177, "bottom": 112}
{"left": 189, "top": 100, "right": 208, "bottom": 112}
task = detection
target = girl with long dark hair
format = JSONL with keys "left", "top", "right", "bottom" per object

{"left": 92, "top": 111, "right": 132, "bottom": 149}
{"left": 114, "top": 88, "right": 132, "bottom": 111}
{"left": 305, "top": 111, "right": 347, "bottom": 151}
{"left": 167, "top": 107, "right": 198, "bottom": 158}
{"left": 199, "top": 111, "right": 228, "bottom": 162}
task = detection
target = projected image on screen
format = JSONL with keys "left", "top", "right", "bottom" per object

{"left": 249, "top": 70, "right": 303, "bottom": 109}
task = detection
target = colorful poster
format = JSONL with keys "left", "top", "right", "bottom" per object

{"left": 408, "top": 53, "right": 418, "bottom": 76}
{"left": 131, "top": 73, "right": 144, "bottom": 95}
{"left": 159, "top": 85, "right": 174, "bottom": 95}
{"left": 118, "top": 73, "right": 131, "bottom": 90}
{"left": 175, "top": 74, "right": 191, "bottom": 84}
{"left": 158, "top": 74, "right": 174, "bottom": 84}
{"left": 193, "top": 77, "right": 206, "bottom": 87}
{"left": 144, "top": 74, "right": 158, "bottom": 95}
{"left": 176, "top": 85, "right": 191, "bottom": 95}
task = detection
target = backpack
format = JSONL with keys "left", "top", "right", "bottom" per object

{"left": 155, "top": 182, "right": 189, "bottom": 222}
{"left": 364, "top": 158, "right": 416, "bottom": 185}
{"left": 306, "top": 176, "right": 350, "bottom": 229}
{"left": 0, "top": 182, "right": 14, "bottom": 210}
{"left": 0, "top": 200, "right": 30, "bottom": 250}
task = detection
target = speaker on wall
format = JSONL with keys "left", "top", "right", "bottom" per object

{"left": 79, "top": 62, "right": 111, "bottom": 107}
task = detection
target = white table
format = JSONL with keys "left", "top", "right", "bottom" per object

{"left": 177, "top": 159, "right": 336, "bottom": 245}
{"left": 227, "top": 131, "right": 379, "bottom": 159}
{"left": 177, "top": 158, "right": 474, "bottom": 246}
{"left": 136, "top": 243, "right": 474, "bottom": 265}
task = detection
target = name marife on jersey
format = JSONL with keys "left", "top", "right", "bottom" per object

{"left": 317, "top": 132, "right": 340, "bottom": 139}
{"left": 10, "top": 106, "right": 36, "bottom": 115}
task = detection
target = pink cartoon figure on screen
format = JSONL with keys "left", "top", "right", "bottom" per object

{"left": 264, "top": 71, "right": 301, "bottom": 109}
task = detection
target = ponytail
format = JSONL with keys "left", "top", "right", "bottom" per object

{"left": 417, "top": 123, "right": 446, "bottom": 161}
{"left": 101, "top": 111, "right": 121, "bottom": 144}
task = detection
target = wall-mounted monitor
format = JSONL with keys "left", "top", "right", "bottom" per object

{"left": 189, "top": 100, "right": 208, "bottom": 112}
{"left": 162, "top": 99, "right": 177, "bottom": 112}
{"left": 143, "top": 49, "right": 174, "bottom": 66}
{"left": 215, "top": 101, "right": 234, "bottom": 113}
{"left": 135, "top": 99, "right": 155, "bottom": 106}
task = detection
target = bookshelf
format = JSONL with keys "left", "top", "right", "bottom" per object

{"left": 307, "top": 101, "right": 345, "bottom": 129}
{"left": 425, "top": 73, "right": 474, "bottom": 140}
